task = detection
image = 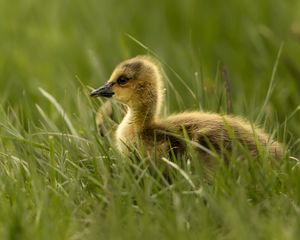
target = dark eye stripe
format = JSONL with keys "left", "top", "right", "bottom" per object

{"left": 117, "top": 76, "right": 131, "bottom": 85}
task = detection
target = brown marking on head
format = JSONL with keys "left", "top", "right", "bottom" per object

{"left": 106, "top": 56, "right": 163, "bottom": 116}
{"left": 122, "top": 61, "right": 143, "bottom": 76}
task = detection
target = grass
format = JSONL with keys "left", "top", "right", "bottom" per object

{"left": 1, "top": 0, "right": 300, "bottom": 239}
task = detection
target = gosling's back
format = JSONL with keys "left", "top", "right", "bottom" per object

{"left": 139, "top": 112, "right": 283, "bottom": 160}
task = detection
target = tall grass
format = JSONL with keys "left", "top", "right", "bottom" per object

{"left": 1, "top": 0, "right": 300, "bottom": 239}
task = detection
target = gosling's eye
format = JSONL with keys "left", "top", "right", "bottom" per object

{"left": 117, "top": 76, "right": 130, "bottom": 85}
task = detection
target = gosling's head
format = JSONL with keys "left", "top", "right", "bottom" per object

{"left": 90, "top": 56, "right": 163, "bottom": 110}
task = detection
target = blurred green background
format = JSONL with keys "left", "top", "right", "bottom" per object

{"left": 1, "top": 0, "right": 300, "bottom": 130}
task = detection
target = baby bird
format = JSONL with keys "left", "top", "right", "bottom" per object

{"left": 90, "top": 56, "right": 283, "bottom": 163}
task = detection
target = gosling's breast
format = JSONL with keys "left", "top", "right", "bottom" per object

{"left": 115, "top": 118, "right": 138, "bottom": 153}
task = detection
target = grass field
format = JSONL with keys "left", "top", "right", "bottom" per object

{"left": 1, "top": 0, "right": 300, "bottom": 239}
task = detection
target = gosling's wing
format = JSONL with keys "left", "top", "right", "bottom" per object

{"left": 95, "top": 101, "right": 127, "bottom": 137}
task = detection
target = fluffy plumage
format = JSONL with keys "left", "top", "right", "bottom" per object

{"left": 90, "top": 55, "right": 283, "bottom": 163}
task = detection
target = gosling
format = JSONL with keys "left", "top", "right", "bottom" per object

{"left": 90, "top": 56, "right": 283, "bottom": 163}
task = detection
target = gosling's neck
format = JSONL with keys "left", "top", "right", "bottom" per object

{"left": 122, "top": 74, "right": 163, "bottom": 131}
{"left": 125, "top": 99, "right": 160, "bottom": 130}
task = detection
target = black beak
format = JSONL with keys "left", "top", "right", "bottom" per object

{"left": 90, "top": 83, "right": 115, "bottom": 98}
